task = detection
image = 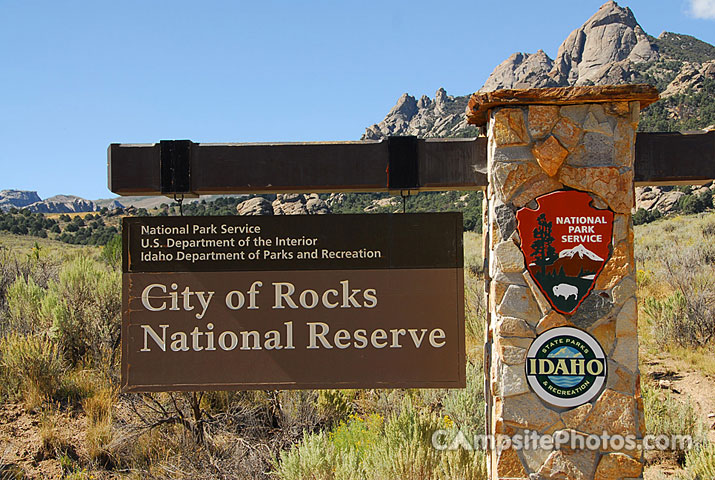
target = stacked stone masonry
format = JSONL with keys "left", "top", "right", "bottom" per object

{"left": 483, "top": 99, "right": 644, "bottom": 480}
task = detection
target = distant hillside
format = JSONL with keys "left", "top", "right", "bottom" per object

{"left": 26, "top": 195, "right": 98, "bottom": 214}
{"left": 651, "top": 32, "right": 715, "bottom": 64}
{"left": 0, "top": 190, "right": 102, "bottom": 214}
{"left": 94, "top": 194, "right": 249, "bottom": 211}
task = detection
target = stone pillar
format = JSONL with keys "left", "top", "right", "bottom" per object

{"left": 468, "top": 85, "right": 659, "bottom": 480}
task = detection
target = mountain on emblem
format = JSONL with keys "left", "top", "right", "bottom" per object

{"left": 516, "top": 191, "right": 614, "bottom": 315}
{"left": 558, "top": 244, "right": 603, "bottom": 261}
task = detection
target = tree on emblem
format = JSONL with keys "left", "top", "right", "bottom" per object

{"left": 531, "top": 213, "right": 556, "bottom": 274}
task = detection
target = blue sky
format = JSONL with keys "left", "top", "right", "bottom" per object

{"left": 1, "top": 0, "right": 714, "bottom": 200}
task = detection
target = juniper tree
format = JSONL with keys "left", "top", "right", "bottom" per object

{"left": 531, "top": 213, "right": 556, "bottom": 274}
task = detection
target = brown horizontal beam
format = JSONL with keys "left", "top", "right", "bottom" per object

{"left": 634, "top": 131, "right": 715, "bottom": 186}
{"left": 108, "top": 132, "right": 714, "bottom": 196}
{"left": 108, "top": 137, "right": 488, "bottom": 195}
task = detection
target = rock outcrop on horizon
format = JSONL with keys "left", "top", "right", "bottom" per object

{"left": 0, "top": 190, "right": 105, "bottom": 213}
{"left": 360, "top": 1, "right": 715, "bottom": 217}
{"left": 635, "top": 183, "right": 714, "bottom": 214}
{"left": 234, "top": 194, "right": 331, "bottom": 216}
{"left": 272, "top": 194, "right": 330, "bottom": 215}
{"left": 236, "top": 197, "right": 274, "bottom": 216}
{"left": 0, "top": 190, "right": 42, "bottom": 212}
{"left": 362, "top": 88, "right": 476, "bottom": 140}
{"left": 101, "top": 199, "right": 125, "bottom": 210}
{"left": 26, "top": 195, "right": 98, "bottom": 214}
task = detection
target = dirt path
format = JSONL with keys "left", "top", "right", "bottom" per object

{"left": 643, "top": 352, "right": 715, "bottom": 443}
{"left": 640, "top": 352, "right": 715, "bottom": 478}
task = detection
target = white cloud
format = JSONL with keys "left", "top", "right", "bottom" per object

{"left": 690, "top": 0, "right": 715, "bottom": 19}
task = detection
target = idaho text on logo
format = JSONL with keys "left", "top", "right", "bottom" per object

{"left": 525, "top": 327, "right": 607, "bottom": 408}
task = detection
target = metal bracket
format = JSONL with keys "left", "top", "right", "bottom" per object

{"left": 160, "top": 140, "right": 193, "bottom": 195}
{"left": 387, "top": 136, "right": 419, "bottom": 190}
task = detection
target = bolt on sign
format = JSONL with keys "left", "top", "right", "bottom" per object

{"left": 516, "top": 190, "right": 614, "bottom": 315}
{"left": 121, "top": 213, "right": 465, "bottom": 392}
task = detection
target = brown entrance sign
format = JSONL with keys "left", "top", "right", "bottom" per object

{"left": 110, "top": 83, "right": 715, "bottom": 480}
{"left": 121, "top": 213, "right": 465, "bottom": 392}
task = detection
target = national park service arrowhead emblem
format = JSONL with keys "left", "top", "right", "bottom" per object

{"left": 516, "top": 191, "right": 614, "bottom": 315}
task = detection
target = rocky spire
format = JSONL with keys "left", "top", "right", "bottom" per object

{"left": 481, "top": 50, "right": 559, "bottom": 92}
{"left": 362, "top": 88, "right": 473, "bottom": 140}
{"left": 549, "top": 0, "right": 658, "bottom": 85}
{"left": 480, "top": 1, "right": 659, "bottom": 91}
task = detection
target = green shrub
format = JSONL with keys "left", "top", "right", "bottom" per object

{"left": 365, "top": 406, "right": 443, "bottom": 479}
{"left": 275, "top": 401, "right": 486, "bottom": 480}
{"left": 330, "top": 413, "right": 383, "bottom": 459}
{"left": 0, "top": 333, "right": 66, "bottom": 406}
{"left": 100, "top": 233, "right": 122, "bottom": 269}
{"left": 2, "top": 254, "right": 121, "bottom": 370}
{"left": 677, "top": 191, "right": 712, "bottom": 215}
{"left": 364, "top": 402, "right": 485, "bottom": 480}
{"left": 443, "top": 362, "right": 485, "bottom": 435}
{"left": 317, "top": 390, "right": 354, "bottom": 424}
{"left": 633, "top": 207, "right": 662, "bottom": 226}
{"left": 644, "top": 292, "right": 689, "bottom": 347}
{"left": 644, "top": 244, "right": 715, "bottom": 348}
{"left": 50, "top": 256, "right": 121, "bottom": 367}
{"left": 684, "top": 442, "right": 715, "bottom": 479}
{"left": 643, "top": 382, "right": 705, "bottom": 461}
{"left": 275, "top": 430, "right": 335, "bottom": 480}
{"left": 438, "top": 448, "right": 487, "bottom": 480}
{"left": 5, "top": 275, "right": 49, "bottom": 334}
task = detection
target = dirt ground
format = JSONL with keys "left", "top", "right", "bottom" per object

{"left": 0, "top": 403, "right": 79, "bottom": 479}
{"left": 642, "top": 351, "right": 715, "bottom": 478}
{"left": 643, "top": 353, "right": 715, "bottom": 442}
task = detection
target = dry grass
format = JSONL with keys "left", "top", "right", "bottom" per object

{"left": 44, "top": 212, "right": 97, "bottom": 220}
{"left": 83, "top": 386, "right": 117, "bottom": 466}
{"left": 463, "top": 231, "right": 483, "bottom": 276}
{"left": 0, "top": 333, "right": 66, "bottom": 409}
{"left": 0, "top": 232, "right": 86, "bottom": 255}
{"left": 661, "top": 345, "right": 715, "bottom": 377}
{"left": 463, "top": 232, "right": 485, "bottom": 357}
{"left": 37, "top": 408, "right": 76, "bottom": 461}
{"left": 636, "top": 211, "right": 715, "bottom": 352}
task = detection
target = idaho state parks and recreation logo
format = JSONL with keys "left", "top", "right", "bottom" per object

{"left": 516, "top": 190, "right": 614, "bottom": 315}
{"left": 526, "top": 327, "right": 607, "bottom": 408}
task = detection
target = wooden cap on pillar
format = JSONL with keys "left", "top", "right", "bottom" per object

{"left": 466, "top": 84, "right": 660, "bottom": 126}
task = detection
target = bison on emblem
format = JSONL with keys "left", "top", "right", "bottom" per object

{"left": 553, "top": 283, "right": 578, "bottom": 301}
